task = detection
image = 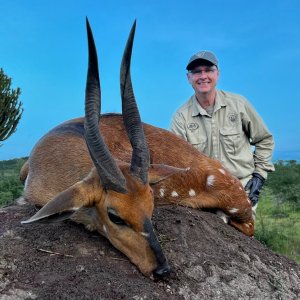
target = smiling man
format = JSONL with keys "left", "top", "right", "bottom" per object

{"left": 170, "top": 51, "right": 275, "bottom": 209}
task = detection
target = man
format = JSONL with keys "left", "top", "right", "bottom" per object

{"left": 170, "top": 51, "right": 275, "bottom": 208}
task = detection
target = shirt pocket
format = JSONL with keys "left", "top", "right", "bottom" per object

{"left": 219, "top": 128, "right": 242, "bottom": 155}
{"left": 188, "top": 135, "right": 207, "bottom": 153}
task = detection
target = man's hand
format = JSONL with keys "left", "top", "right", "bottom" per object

{"left": 245, "top": 173, "right": 265, "bottom": 206}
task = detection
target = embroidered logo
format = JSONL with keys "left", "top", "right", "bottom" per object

{"left": 187, "top": 123, "right": 199, "bottom": 131}
{"left": 228, "top": 113, "right": 238, "bottom": 124}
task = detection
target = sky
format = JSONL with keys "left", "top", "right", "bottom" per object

{"left": 1, "top": 0, "right": 300, "bottom": 161}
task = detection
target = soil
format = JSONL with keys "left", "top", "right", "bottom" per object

{"left": 0, "top": 198, "right": 299, "bottom": 300}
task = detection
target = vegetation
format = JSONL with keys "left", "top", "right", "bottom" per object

{"left": 255, "top": 189, "right": 300, "bottom": 263}
{"left": 255, "top": 160, "right": 300, "bottom": 263}
{"left": 0, "top": 157, "right": 27, "bottom": 206}
{"left": 0, "top": 68, "right": 23, "bottom": 145}
{"left": 0, "top": 158, "right": 299, "bottom": 263}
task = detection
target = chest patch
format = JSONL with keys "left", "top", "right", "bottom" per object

{"left": 227, "top": 112, "right": 238, "bottom": 125}
{"left": 187, "top": 123, "right": 199, "bottom": 131}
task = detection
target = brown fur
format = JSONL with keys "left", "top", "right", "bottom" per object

{"left": 21, "top": 114, "right": 254, "bottom": 276}
{"left": 22, "top": 114, "right": 254, "bottom": 231}
{"left": 102, "top": 115, "right": 254, "bottom": 233}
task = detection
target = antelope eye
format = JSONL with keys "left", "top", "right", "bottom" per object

{"left": 107, "top": 208, "right": 127, "bottom": 226}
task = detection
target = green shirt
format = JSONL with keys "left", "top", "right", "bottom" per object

{"left": 170, "top": 90, "right": 275, "bottom": 182}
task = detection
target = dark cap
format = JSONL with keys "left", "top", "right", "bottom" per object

{"left": 186, "top": 51, "right": 218, "bottom": 70}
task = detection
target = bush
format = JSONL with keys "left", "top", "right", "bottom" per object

{"left": 0, "top": 157, "right": 27, "bottom": 207}
{"left": 0, "top": 68, "right": 23, "bottom": 145}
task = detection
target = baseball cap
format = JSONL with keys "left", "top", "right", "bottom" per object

{"left": 186, "top": 51, "right": 218, "bottom": 70}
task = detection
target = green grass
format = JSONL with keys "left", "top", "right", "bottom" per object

{"left": 0, "top": 157, "right": 27, "bottom": 207}
{"left": 255, "top": 187, "right": 300, "bottom": 263}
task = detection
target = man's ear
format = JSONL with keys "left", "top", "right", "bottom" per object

{"left": 148, "top": 164, "right": 189, "bottom": 185}
{"left": 187, "top": 73, "right": 192, "bottom": 84}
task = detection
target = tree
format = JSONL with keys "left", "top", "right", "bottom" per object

{"left": 0, "top": 68, "right": 23, "bottom": 145}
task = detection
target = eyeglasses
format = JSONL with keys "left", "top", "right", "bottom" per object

{"left": 188, "top": 67, "right": 217, "bottom": 76}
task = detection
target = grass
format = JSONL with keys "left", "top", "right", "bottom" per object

{"left": 0, "top": 157, "right": 27, "bottom": 207}
{"left": 255, "top": 187, "right": 300, "bottom": 263}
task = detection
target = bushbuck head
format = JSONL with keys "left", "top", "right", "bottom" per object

{"left": 21, "top": 19, "right": 186, "bottom": 277}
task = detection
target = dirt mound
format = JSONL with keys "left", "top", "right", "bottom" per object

{"left": 1, "top": 198, "right": 299, "bottom": 299}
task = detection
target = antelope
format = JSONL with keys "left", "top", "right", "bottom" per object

{"left": 20, "top": 19, "right": 254, "bottom": 278}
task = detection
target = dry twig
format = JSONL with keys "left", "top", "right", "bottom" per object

{"left": 37, "top": 248, "right": 74, "bottom": 258}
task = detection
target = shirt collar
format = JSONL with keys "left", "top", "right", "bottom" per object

{"left": 191, "top": 90, "right": 227, "bottom": 117}
{"left": 214, "top": 90, "right": 227, "bottom": 111}
{"left": 191, "top": 95, "right": 206, "bottom": 116}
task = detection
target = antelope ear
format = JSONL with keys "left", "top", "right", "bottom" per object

{"left": 148, "top": 164, "right": 189, "bottom": 185}
{"left": 21, "top": 181, "right": 93, "bottom": 224}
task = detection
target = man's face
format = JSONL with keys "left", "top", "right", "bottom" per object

{"left": 187, "top": 64, "right": 220, "bottom": 95}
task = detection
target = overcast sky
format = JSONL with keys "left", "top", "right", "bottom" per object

{"left": 1, "top": 0, "right": 300, "bottom": 160}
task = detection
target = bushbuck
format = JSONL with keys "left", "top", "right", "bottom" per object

{"left": 21, "top": 19, "right": 254, "bottom": 278}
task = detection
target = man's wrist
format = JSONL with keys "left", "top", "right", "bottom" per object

{"left": 253, "top": 173, "right": 265, "bottom": 182}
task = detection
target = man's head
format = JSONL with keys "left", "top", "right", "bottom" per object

{"left": 186, "top": 50, "right": 220, "bottom": 96}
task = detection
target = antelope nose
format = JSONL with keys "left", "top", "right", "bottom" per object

{"left": 154, "top": 261, "right": 171, "bottom": 278}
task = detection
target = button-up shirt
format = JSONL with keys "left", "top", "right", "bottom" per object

{"left": 170, "top": 90, "right": 275, "bottom": 182}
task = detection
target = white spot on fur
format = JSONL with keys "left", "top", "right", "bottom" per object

{"left": 229, "top": 208, "right": 239, "bottom": 214}
{"left": 216, "top": 210, "right": 229, "bottom": 223}
{"left": 189, "top": 189, "right": 196, "bottom": 197}
{"left": 171, "top": 191, "right": 179, "bottom": 197}
{"left": 159, "top": 188, "right": 165, "bottom": 197}
{"left": 206, "top": 175, "right": 215, "bottom": 187}
{"left": 239, "top": 187, "right": 243, "bottom": 190}
{"left": 247, "top": 198, "right": 251, "bottom": 204}
{"left": 140, "top": 232, "right": 150, "bottom": 238}
{"left": 218, "top": 168, "right": 226, "bottom": 175}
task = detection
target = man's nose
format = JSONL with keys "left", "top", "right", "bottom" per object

{"left": 199, "top": 70, "right": 208, "bottom": 78}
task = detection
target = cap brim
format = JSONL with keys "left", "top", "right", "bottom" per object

{"left": 186, "top": 59, "right": 216, "bottom": 70}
